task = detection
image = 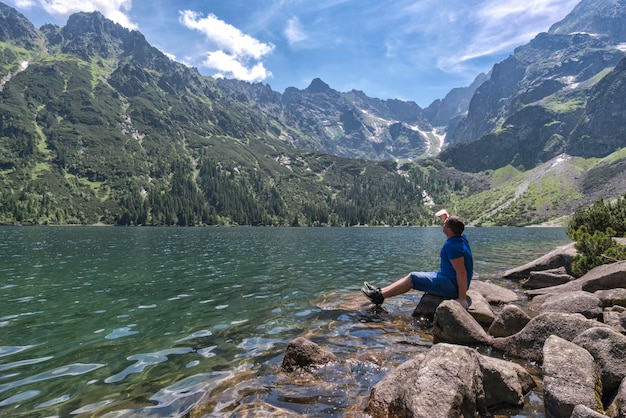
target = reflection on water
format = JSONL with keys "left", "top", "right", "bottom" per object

{"left": 0, "top": 226, "right": 569, "bottom": 416}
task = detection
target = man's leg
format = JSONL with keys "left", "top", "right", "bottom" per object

{"left": 380, "top": 274, "right": 412, "bottom": 298}
{"left": 362, "top": 274, "right": 414, "bottom": 305}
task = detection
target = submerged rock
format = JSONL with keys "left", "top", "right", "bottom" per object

{"left": 281, "top": 337, "right": 339, "bottom": 372}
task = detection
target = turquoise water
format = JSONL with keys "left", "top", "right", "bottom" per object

{"left": 0, "top": 226, "right": 569, "bottom": 417}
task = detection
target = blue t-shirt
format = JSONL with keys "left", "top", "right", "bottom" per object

{"left": 439, "top": 234, "right": 473, "bottom": 287}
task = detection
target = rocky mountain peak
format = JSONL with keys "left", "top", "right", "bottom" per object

{"left": 58, "top": 11, "right": 131, "bottom": 60}
{"left": 549, "top": 0, "right": 626, "bottom": 42}
{"left": 306, "top": 77, "right": 332, "bottom": 94}
{"left": 0, "top": 2, "right": 45, "bottom": 49}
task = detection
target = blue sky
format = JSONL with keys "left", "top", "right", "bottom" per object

{"left": 8, "top": 0, "right": 581, "bottom": 107}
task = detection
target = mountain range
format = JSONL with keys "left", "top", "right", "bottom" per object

{"left": 1, "top": 0, "right": 626, "bottom": 226}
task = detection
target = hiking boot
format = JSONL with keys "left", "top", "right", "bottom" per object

{"left": 361, "top": 281, "right": 384, "bottom": 305}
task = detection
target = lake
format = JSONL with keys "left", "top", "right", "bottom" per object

{"left": 0, "top": 226, "right": 570, "bottom": 417}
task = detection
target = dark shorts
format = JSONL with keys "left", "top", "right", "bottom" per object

{"left": 409, "top": 271, "right": 459, "bottom": 299}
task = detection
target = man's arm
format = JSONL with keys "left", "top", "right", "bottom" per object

{"left": 450, "top": 256, "right": 469, "bottom": 310}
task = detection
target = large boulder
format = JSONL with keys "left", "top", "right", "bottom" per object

{"left": 572, "top": 327, "right": 626, "bottom": 392}
{"left": 365, "top": 343, "right": 487, "bottom": 417}
{"left": 529, "top": 291, "right": 603, "bottom": 319}
{"left": 469, "top": 280, "right": 520, "bottom": 304}
{"left": 490, "top": 312, "right": 611, "bottom": 363}
{"left": 526, "top": 262, "right": 626, "bottom": 297}
{"left": 503, "top": 243, "right": 577, "bottom": 280}
{"left": 488, "top": 304, "right": 531, "bottom": 337}
{"left": 432, "top": 300, "right": 491, "bottom": 345}
{"left": 542, "top": 335, "right": 604, "bottom": 417}
{"left": 478, "top": 355, "right": 536, "bottom": 409}
{"left": 281, "top": 337, "right": 339, "bottom": 372}
{"left": 522, "top": 266, "right": 575, "bottom": 289}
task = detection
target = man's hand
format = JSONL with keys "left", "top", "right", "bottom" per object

{"left": 456, "top": 297, "right": 469, "bottom": 310}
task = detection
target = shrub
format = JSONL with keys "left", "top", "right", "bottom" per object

{"left": 569, "top": 226, "right": 626, "bottom": 276}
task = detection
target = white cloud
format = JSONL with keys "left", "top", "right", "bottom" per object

{"left": 204, "top": 50, "right": 272, "bottom": 82}
{"left": 285, "top": 16, "right": 308, "bottom": 45}
{"left": 179, "top": 10, "right": 274, "bottom": 82}
{"left": 180, "top": 10, "right": 274, "bottom": 59}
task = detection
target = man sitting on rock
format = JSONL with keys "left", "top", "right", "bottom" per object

{"left": 362, "top": 210, "right": 473, "bottom": 310}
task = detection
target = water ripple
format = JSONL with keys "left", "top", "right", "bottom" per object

{"left": 0, "top": 363, "right": 105, "bottom": 394}
{"left": 104, "top": 348, "right": 194, "bottom": 384}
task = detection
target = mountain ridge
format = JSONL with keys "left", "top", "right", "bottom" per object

{"left": 2, "top": 0, "right": 626, "bottom": 227}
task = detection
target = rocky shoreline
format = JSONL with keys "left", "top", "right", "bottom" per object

{"left": 280, "top": 242, "right": 626, "bottom": 417}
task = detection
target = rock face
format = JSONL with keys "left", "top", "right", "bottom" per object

{"left": 281, "top": 337, "right": 338, "bottom": 372}
{"left": 542, "top": 335, "right": 603, "bottom": 417}
{"left": 365, "top": 343, "right": 487, "bottom": 418}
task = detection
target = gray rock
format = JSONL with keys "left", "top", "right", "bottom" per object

{"left": 467, "top": 289, "right": 496, "bottom": 326}
{"left": 490, "top": 312, "right": 611, "bottom": 363}
{"left": 595, "top": 288, "right": 626, "bottom": 308}
{"left": 478, "top": 355, "right": 536, "bottom": 409}
{"left": 411, "top": 293, "right": 445, "bottom": 320}
{"left": 281, "top": 337, "right": 339, "bottom": 372}
{"left": 606, "top": 377, "right": 626, "bottom": 418}
{"left": 526, "top": 261, "right": 626, "bottom": 297}
{"left": 542, "top": 335, "right": 603, "bottom": 418}
{"left": 522, "top": 266, "right": 575, "bottom": 289}
{"left": 530, "top": 291, "right": 603, "bottom": 319}
{"left": 573, "top": 327, "right": 626, "bottom": 392}
{"left": 432, "top": 300, "right": 491, "bottom": 345}
{"left": 488, "top": 304, "right": 531, "bottom": 337}
{"left": 503, "top": 243, "right": 577, "bottom": 280}
{"left": 365, "top": 343, "right": 487, "bottom": 418}
{"left": 604, "top": 306, "right": 626, "bottom": 333}
{"left": 571, "top": 404, "right": 609, "bottom": 418}
{"left": 470, "top": 280, "right": 520, "bottom": 304}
